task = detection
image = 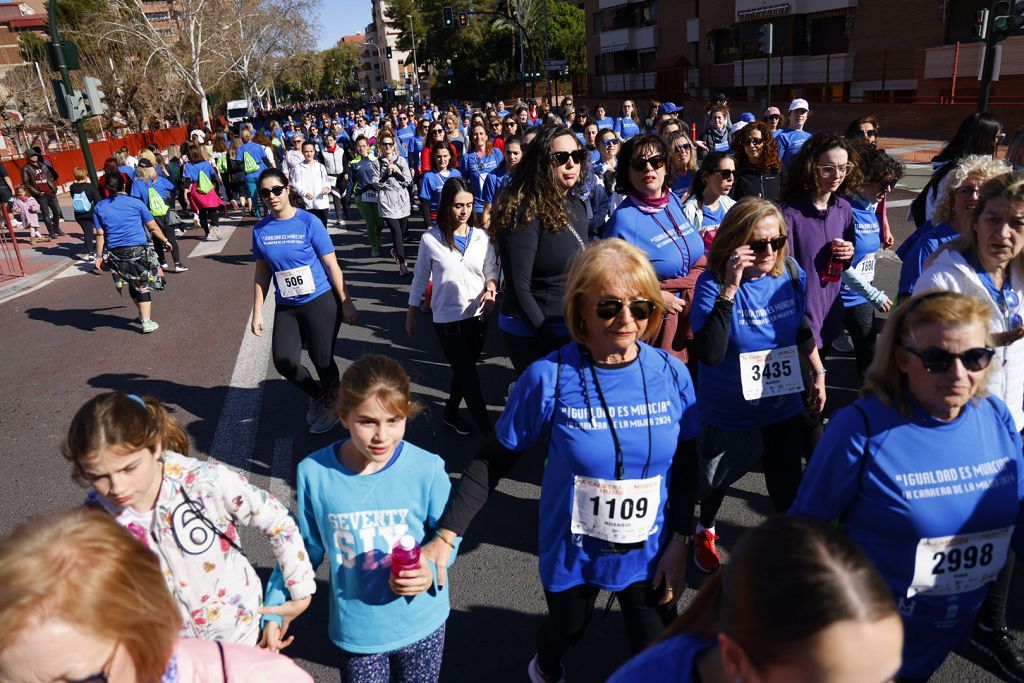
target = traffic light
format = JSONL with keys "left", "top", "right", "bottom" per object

{"left": 974, "top": 9, "right": 990, "bottom": 39}
{"left": 82, "top": 76, "right": 107, "bottom": 116}
{"left": 992, "top": 0, "right": 1024, "bottom": 37}
{"left": 442, "top": 6, "right": 453, "bottom": 27}
{"left": 758, "top": 23, "right": 773, "bottom": 55}
{"left": 386, "top": 46, "right": 393, "bottom": 59}
{"left": 457, "top": 10, "right": 469, "bottom": 27}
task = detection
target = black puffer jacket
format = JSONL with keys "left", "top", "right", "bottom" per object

{"left": 730, "top": 157, "right": 782, "bottom": 204}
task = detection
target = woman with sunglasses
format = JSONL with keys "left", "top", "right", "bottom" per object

{"left": 843, "top": 115, "right": 895, "bottom": 249}
{"left": 688, "top": 198, "right": 826, "bottom": 573}
{"left": 419, "top": 123, "right": 459, "bottom": 174}
{"left": 898, "top": 157, "right": 1011, "bottom": 300}
{"left": 0, "top": 508, "right": 315, "bottom": 682}
{"left": 461, "top": 122, "right": 504, "bottom": 226}
{"left": 729, "top": 121, "right": 782, "bottom": 204}
{"left": 682, "top": 152, "right": 737, "bottom": 250}
{"left": 615, "top": 100, "right": 641, "bottom": 141}
{"left": 502, "top": 114, "right": 521, "bottom": 144}
{"left": 666, "top": 130, "right": 697, "bottom": 200}
{"left": 423, "top": 239, "right": 699, "bottom": 683}
{"left": 251, "top": 167, "right": 359, "bottom": 434}
{"left": 595, "top": 128, "right": 620, "bottom": 191}
{"left": 491, "top": 126, "right": 590, "bottom": 374}
{"left": 792, "top": 290, "right": 1024, "bottom": 682}
{"left": 779, "top": 133, "right": 859, "bottom": 350}
{"left": 372, "top": 131, "right": 414, "bottom": 274}
{"left": 605, "top": 134, "right": 706, "bottom": 365}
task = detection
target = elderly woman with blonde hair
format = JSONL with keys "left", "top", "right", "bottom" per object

{"left": 0, "top": 508, "right": 313, "bottom": 681}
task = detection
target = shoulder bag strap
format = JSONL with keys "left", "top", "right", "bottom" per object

{"left": 217, "top": 640, "right": 228, "bottom": 682}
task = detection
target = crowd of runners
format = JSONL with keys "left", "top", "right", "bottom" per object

{"left": 1, "top": 93, "right": 1024, "bottom": 683}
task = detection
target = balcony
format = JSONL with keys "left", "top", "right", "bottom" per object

{"left": 599, "top": 25, "right": 656, "bottom": 54}
{"left": 730, "top": 52, "right": 855, "bottom": 85}
{"left": 921, "top": 37, "right": 1024, "bottom": 80}
{"left": 600, "top": 71, "right": 656, "bottom": 92}
{"left": 734, "top": 0, "right": 855, "bottom": 18}
{"left": 598, "top": 0, "right": 646, "bottom": 9}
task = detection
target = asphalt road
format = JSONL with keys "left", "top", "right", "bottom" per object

{"left": 0, "top": 169, "right": 1017, "bottom": 682}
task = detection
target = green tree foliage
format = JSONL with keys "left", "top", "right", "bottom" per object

{"left": 318, "top": 44, "right": 361, "bottom": 98}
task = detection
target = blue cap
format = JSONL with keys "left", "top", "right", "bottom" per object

{"left": 740, "top": 112, "right": 756, "bottom": 123}
{"left": 657, "top": 102, "right": 684, "bottom": 116}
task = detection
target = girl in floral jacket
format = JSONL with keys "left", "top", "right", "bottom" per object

{"left": 61, "top": 391, "right": 316, "bottom": 646}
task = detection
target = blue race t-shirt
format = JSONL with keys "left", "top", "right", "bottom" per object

{"left": 461, "top": 148, "right": 504, "bottom": 212}
{"left": 791, "top": 394, "right": 1024, "bottom": 679}
{"left": 182, "top": 161, "right": 218, "bottom": 185}
{"left": 418, "top": 169, "right": 462, "bottom": 219}
{"left": 670, "top": 172, "right": 694, "bottom": 199}
{"left": 841, "top": 196, "right": 882, "bottom": 307}
{"left": 93, "top": 194, "right": 153, "bottom": 248}
{"left": 690, "top": 262, "right": 807, "bottom": 430}
{"left": 481, "top": 165, "right": 512, "bottom": 206}
{"left": 608, "top": 633, "right": 715, "bottom": 683}
{"left": 252, "top": 209, "right": 334, "bottom": 306}
{"left": 602, "top": 193, "right": 704, "bottom": 284}
{"left": 700, "top": 202, "right": 726, "bottom": 242}
{"left": 130, "top": 176, "right": 174, "bottom": 206}
{"left": 897, "top": 221, "right": 957, "bottom": 296}
{"left": 777, "top": 129, "right": 812, "bottom": 167}
{"left": 236, "top": 141, "right": 269, "bottom": 180}
{"left": 615, "top": 117, "right": 640, "bottom": 140}
{"left": 496, "top": 342, "right": 699, "bottom": 592}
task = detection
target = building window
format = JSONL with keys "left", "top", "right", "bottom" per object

{"left": 145, "top": 10, "right": 170, "bottom": 19}
{"left": 794, "top": 10, "right": 851, "bottom": 56}
{"left": 711, "top": 27, "right": 738, "bottom": 64}
{"left": 593, "top": 10, "right": 604, "bottom": 33}
{"left": 594, "top": 53, "right": 605, "bottom": 76}
{"left": 610, "top": 2, "right": 656, "bottom": 30}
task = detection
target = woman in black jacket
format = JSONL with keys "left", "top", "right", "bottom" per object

{"left": 491, "top": 126, "right": 590, "bottom": 374}
{"left": 730, "top": 121, "right": 783, "bottom": 204}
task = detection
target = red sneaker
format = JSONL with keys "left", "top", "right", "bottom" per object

{"left": 692, "top": 528, "right": 721, "bottom": 573}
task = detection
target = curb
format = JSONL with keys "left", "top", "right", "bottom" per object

{"left": 0, "top": 257, "right": 77, "bottom": 304}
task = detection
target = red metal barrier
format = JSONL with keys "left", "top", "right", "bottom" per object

{"left": 0, "top": 203, "right": 26, "bottom": 281}
{"left": 2, "top": 125, "right": 191, "bottom": 187}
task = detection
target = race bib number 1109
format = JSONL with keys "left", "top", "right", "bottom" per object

{"left": 570, "top": 475, "right": 661, "bottom": 544}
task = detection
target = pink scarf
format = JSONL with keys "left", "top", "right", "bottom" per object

{"left": 629, "top": 190, "right": 670, "bottom": 215}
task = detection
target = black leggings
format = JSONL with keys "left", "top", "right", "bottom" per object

{"left": 698, "top": 412, "right": 805, "bottom": 527}
{"left": 384, "top": 216, "right": 408, "bottom": 263}
{"left": 504, "top": 331, "right": 571, "bottom": 376}
{"left": 271, "top": 290, "right": 342, "bottom": 400}
{"left": 197, "top": 207, "right": 220, "bottom": 236}
{"left": 843, "top": 301, "right": 878, "bottom": 377}
{"left": 536, "top": 581, "right": 675, "bottom": 677}
{"left": 310, "top": 208, "right": 329, "bottom": 227}
{"left": 76, "top": 214, "right": 95, "bottom": 253}
{"left": 151, "top": 214, "right": 180, "bottom": 265}
{"left": 433, "top": 315, "right": 490, "bottom": 433}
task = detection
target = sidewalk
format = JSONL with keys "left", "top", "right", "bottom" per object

{"left": 877, "top": 136, "right": 945, "bottom": 165}
{"left": 0, "top": 207, "right": 92, "bottom": 301}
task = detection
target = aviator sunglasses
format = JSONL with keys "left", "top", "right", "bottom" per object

{"left": 595, "top": 298, "right": 655, "bottom": 321}
{"left": 903, "top": 346, "right": 996, "bottom": 373}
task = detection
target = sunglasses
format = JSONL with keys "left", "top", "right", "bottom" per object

{"left": 432, "top": 129, "right": 445, "bottom": 135}
{"left": 714, "top": 168, "right": 735, "bottom": 179}
{"left": 380, "top": 141, "right": 394, "bottom": 147}
{"left": 258, "top": 185, "right": 287, "bottom": 198}
{"left": 744, "top": 137, "right": 765, "bottom": 147}
{"left": 767, "top": 114, "right": 781, "bottom": 120}
{"left": 595, "top": 298, "right": 655, "bottom": 321}
{"left": 629, "top": 155, "right": 666, "bottom": 172}
{"left": 600, "top": 139, "right": 619, "bottom": 148}
{"left": 854, "top": 129, "right": 878, "bottom": 138}
{"left": 673, "top": 143, "right": 692, "bottom": 153}
{"left": 551, "top": 150, "right": 587, "bottom": 166}
{"left": 903, "top": 346, "right": 996, "bottom": 373}
{"left": 748, "top": 235, "right": 787, "bottom": 253}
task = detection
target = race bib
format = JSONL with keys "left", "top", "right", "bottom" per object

{"left": 361, "top": 190, "right": 378, "bottom": 203}
{"left": 854, "top": 253, "right": 876, "bottom": 281}
{"left": 908, "top": 526, "right": 1013, "bottom": 597}
{"left": 738, "top": 345, "right": 805, "bottom": 401}
{"left": 274, "top": 265, "right": 315, "bottom": 299}
{"left": 570, "top": 475, "right": 661, "bottom": 544}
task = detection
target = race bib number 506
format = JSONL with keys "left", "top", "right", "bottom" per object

{"left": 570, "top": 475, "right": 661, "bottom": 544}
{"left": 274, "top": 265, "right": 315, "bottom": 299}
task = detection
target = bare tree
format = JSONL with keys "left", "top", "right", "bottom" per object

{"left": 0, "top": 64, "right": 73, "bottom": 154}
{"left": 224, "top": 0, "right": 317, "bottom": 102}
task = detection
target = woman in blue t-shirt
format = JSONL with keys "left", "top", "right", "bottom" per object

{"left": 682, "top": 152, "right": 737, "bottom": 251}
{"left": 666, "top": 130, "right": 697, "bottom": 200}
{"left": 791, "top": 291, "right": 1024, "bottom": 680}
{"left": 603, "top": 134, "right": 706, "bottom": 366}
{"left": 609, "top": 517, "right": 903, "bottom": 683}
{"left": 182, "top": 144, "right": 223, "bottom": 241}
{"left": 688, "top": 198, "right": 827, "bottom": 574}
{"left": 614, "top": 100, "right": 641, "bottom": 140}
{"left": 250, "top": 168, "right": 359, "bottom": 435}
{"left": 418, "top": 142, "right": 462, "bottom": 227}
{"left": 460, "top": 122, "right": 503, "bottom": 224}
{"left": 131, "top": 159, "right": 183, "bottom": 273}
{"left": 423, "top": 240, "right": 700, "bottom": 682}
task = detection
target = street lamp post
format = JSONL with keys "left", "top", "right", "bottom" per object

{"left": 407, "top": 15, "right": 420, "bottom": 104}
{"left": 364, "top": 41, "right": 386, "bottom": 99}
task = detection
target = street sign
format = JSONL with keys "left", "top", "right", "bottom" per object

{"left": 544, "top": 59, "right": 567, "bottom": 70}
{"left": 46, "top": 41, "right": 80, "bottom": 72}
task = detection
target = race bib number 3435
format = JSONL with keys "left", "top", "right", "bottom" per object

{"left": 570, "top": 475, "right": 661, "bottom": 544}
{"left": 907, "top": 526, "right": 1013, "bottom": 597}
{"left": 738, "top": 345, "right": 804, "bottom": 401}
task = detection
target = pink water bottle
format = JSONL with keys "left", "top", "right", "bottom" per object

{"left": 823, "top": 238, "right": 845, "bottom": 283}
{"left": 391, "top": 535, "right": 421, "bottom": 575}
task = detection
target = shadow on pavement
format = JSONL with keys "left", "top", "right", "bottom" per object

{"left": 26, "top": 305, "right": 136, "bottom": 332}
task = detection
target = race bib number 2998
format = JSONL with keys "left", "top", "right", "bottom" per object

{"left": 907, "top": 526, "right": 1013, "bottom": 597}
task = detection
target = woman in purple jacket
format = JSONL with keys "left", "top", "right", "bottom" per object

{"left": 779, "top": 133, "right": 861, "bottom": 351}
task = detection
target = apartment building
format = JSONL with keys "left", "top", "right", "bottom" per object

{"left": 583, "top": 0, "right": 1024, "bottom": 108}
{"left": 359, "top": 0, "right": 415, "bottom": 97}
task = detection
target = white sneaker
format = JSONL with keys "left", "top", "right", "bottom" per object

{"left": 308, "top": 401, "right": 340, "bottom": 434}
{"left": 527, "top": 655, "right": 564, "bottom": 683}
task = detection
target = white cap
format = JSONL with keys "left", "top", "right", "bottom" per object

{"left": 789, "top": 98, "right": 810, "bottom": 112}
{"left": 398, "top": 535, "right": 416, "bottom": 550}
{"left": 732, "top": 121, "right": 748, "bottom": 134}
{"left": 190, "top": 129, "right": 206, "bottom": 142}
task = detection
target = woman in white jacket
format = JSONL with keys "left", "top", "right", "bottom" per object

{"left": 372, "top": 130, "right": 414, "bottom": 275}
{"left": 290, "top": 141, "right": 331, "bottom": 227}
{"left": 62, "top": 392, "right": 316, "bottom": 647}
{"left": 406, "top": 177, "right": 498, "bottom": 436}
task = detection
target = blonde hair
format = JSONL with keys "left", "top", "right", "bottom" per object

{"left": 938, "top": 172, "right": 1024, "bottom": 269}
{"left": 335, "top": 355, "right": 423, "bottom": 420}
{"left": 0, "top": 508, "right": 181, "bottom": 681}
{"left": 564, "top": 239, "right": 664, "bottom": 344}
{"left": 62, "top": 392, "right": 188, "bottom": 487}
{"left": 863, "top": 291, "right": 993, "bottom": 415}
{"left": 932, "top": 155, "right": 1011, "bottom": 225}
{"left": 708, "top": 197, "right": 789, "bottom": 282}
{"left": 73, "top": 166, "right": 88, "bottom": 181}
{"left": 137, "top": 149, "right": 158, "bottom": 167}
{"left": 135, "top": 165, "right": 156, "bottom": 181}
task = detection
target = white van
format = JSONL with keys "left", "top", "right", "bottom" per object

{"left": 226, "top": 99, "right": 253, "bottom": 124}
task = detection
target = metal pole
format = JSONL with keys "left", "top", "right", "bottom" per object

{"left": 407, "top": 15, "right": 420, "bottom": 104}
{"left": 951, "top": 41, "right": 960, "bottom": 103}
{"left": 518, "top": 0, "right": 526, "bottom": 100}
{"left": 33, "top": 62, "right": 53, "bottom": 117}
{"left": 543, "top": 0, "right": 551, "bottom": 108}
{"left": 47, "top": 4, "right": 99, "bottom": 187}
{"left": 979, "top": 19, "right": 998, "bottom": 112}
{"left": 766, "top": 52, "right": 772, "bottom": 110}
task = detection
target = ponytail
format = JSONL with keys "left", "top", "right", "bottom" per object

{"left": 660, "top": 571, "right": 722, "bottom": 641}
{"left": 62, "top": 392, "right": 189, "bottom": 485}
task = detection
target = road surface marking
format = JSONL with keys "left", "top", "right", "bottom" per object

{"left": 188, "top": 225, "right": 238, "bottom": 258}
{"left": 887, "top": 198, "right": 914, "bottom": 208}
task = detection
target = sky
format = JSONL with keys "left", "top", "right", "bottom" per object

{"left": 318, "top": 0, "right": 374, "bottom": 49}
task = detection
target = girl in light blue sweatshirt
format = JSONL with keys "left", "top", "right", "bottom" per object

{"left": 263, "top": 354, "right": 458, "bottom": 682}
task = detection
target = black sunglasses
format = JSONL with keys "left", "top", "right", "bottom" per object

{"left": 595, "top": 298, "right": 655, "bottom": 321}
{"left": 748, "top": 235, "right": 787, "bottom": 254}
{"left": 258, "top": 185, "right": 287, "bottom": 198}
{"left": 854, "top": 129, "right": 878, "bottom": 138}
{"left": 672, "top": 143, "right": 692, "bottom": 153}
{"left": 903, "top": 346, "right": 995, "bottom": 373}
{"left": 600, "top": 139, "right": 619, "bottom": 148}
{"left": 551, "top": 150, "right": 587, "bottom": 166}
{"left": 629, "top": 155, "right": 666, "bottom": 172}
{"left": 714, "top": 168, "right": 735, "bottom": 179}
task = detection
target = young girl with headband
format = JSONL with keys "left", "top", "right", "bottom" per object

{"left": 61, "top": 391, "right": 316, "bottom": 647}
